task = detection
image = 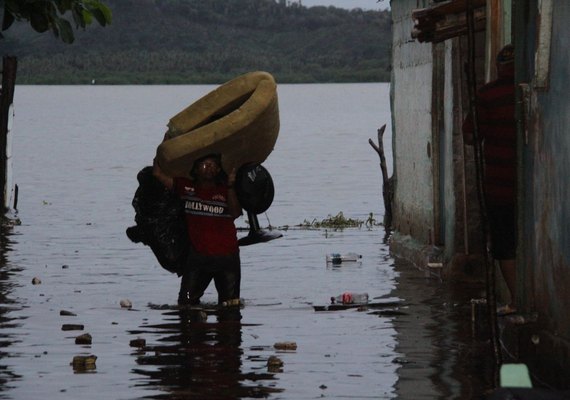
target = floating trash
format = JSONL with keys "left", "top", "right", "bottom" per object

{"left": 75, "top": 333, "right": 92, "bottom": 345}
{"left": 274, "top": 342, "right": 297, "bottom": 351}
{"left": 120, "top": 299, "right": 132, "bottom": 309}
{"left": 267, "top": 355, "right": 284, "bottom": 372}
{"left": 221, "top": 298, "right": 242, "bottom": 307}
{"left": 62, "top": 324, "right": 84, "bottom": 331}
{"left": 129, "top": 338, "right": 146, "bottom": 348}
{"left": 331, "top": 292, "right": 369, "bottom": 305}
{"left": 325, "top": 252, "right": 362, "bottom": 265}
{"left": 71, "top": 355, "right": 97, "bottom": 371}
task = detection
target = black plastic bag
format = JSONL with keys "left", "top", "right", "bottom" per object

{"left": 126, "top": 166, "right": 188, "bottom": 275}
{"left": 235, "top": 163, "right": 275, "bottom": 214}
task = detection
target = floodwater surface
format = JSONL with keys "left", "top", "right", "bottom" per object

{"left": 0, "top": 84, "right": 494, "bottom": 399}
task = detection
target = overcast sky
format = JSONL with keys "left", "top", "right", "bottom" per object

{"left": 299, "top": 0, "right": 390, "bottom": 11}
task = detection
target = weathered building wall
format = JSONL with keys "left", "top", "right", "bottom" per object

{"left": 518, "top": 0, "right": 570, "bottom": 350}
{"left": 390, "top": 0, "right": 435, "bottom": 247}
{"left": 447, "top": 36, "right": 487, "bottom": 275}
{"left": 390, "top": 1, "right": 486, "bottom": 275}
{"left": 527, "top": 2, "right": 570, "bottom": 327}
{"left": 389, "top": 0, "right": 570, "bottom": 387}
{"left": 442, "top": 40, "right": 459, "bottom": 261}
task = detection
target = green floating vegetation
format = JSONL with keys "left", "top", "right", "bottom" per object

{"left": 297, "top": 212, "right": 380, "bottom": 230}
{"left": 237, "top": 212, "right": 381, "bottom": 232}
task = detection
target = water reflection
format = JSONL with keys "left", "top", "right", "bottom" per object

{"left": 0, "top": 221, "right": 23, "bottom": 392}
{"left": 390, "top": 257, "right": 495, "bottom": 399}
{"left": 130, "top": 307, "right": 282, "bottom": 399}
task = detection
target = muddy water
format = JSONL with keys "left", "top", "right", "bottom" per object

{"left": 0, "top": 84, "right": 494, "bottom": 399}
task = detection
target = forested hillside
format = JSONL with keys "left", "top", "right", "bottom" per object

{"left": 1, "top": 0, "right": 392, "bottom": 84}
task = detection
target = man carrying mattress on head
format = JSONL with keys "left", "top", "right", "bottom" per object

{"left": 153, "top": 153, "right": 243, "bottom": 307}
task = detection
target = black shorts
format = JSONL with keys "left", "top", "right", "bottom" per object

{"left": 181, "top": 250, "right": 241, "bottom": 304}
{"left": 487, "top": 205, "right": 516, "bottom": 260}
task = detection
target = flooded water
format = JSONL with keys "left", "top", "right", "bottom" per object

{"left": 0, "top": 83, "right": 494, "bottom": 399}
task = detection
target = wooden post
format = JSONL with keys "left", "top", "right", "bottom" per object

{"left": 0, "top": 56, "right": 18, "bottom": 213}
{"left": 465, "top": 0, "right": 502, "bottom": 380}
{"left": 368, "top": 124, "right": 393, "bottom": 234}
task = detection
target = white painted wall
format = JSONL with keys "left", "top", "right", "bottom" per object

{"left": 390, "top": 0, "right": 435, "bottom": 243}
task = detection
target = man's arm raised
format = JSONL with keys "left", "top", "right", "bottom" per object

{"left": 152, "top": 158, "right": 174, "bottom": 190}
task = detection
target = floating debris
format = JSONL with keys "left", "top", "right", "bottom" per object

{"left": 313, "top": 299, "right": 402, "bottom": 312}
{"left": 196, "top": 311, "right": 208, "bottom": 321}
{"left": 267, "top": 355, "right": 284, "bottom": 372}
{"left": 62, "top": 324, "right": 84, "bottom": 331}
{"left": 32, "top": 277, "right": 42, "bottom": 285}
{"left": 75, "top": 333, "right": 92, "bottom": 345}
{"left": 120, "top": 299, "right": 132, "bottom": 309}
{"left": 71, "top": 355, "right": 97, "bottom": 371}
{"left": 221, "top": 298, "right": 242, "bottom": 307}
{"left": 325, "top": 252, "right": 363, "bottom": 265}
{"left": 298, "top": 212, "right": 364, "bottom": 230}
{"left": 60, "top": 310, "right": 77, "bottom": 316}
{"left": 331, "top": 292, "right": 369, "bottom": 305}
{"left": 274, "top": 341, "right": 297, "bottom": 351}
{"left": 129, "top": 338, "right": 146, "bottom": 348}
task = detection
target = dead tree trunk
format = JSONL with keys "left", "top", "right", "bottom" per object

{"left": 368, "top": 124, "right": 393, "bottom": 234}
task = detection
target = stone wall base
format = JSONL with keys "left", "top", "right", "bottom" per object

{"left": 388, "top": 231, "right": 485, "bottom": 283}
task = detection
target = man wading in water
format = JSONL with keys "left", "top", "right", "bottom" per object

{"left": 153, "top": 154, "right": 242, "bottom": 307}
{"left": 463, "top": 44, "right": 517, "bottom": 313}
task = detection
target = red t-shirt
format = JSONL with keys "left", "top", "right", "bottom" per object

{"left": 463, "top": 76, "right": 516, "bottom": 206}
{"left": 174, "top": 178, "right": 238, "bottom": 256}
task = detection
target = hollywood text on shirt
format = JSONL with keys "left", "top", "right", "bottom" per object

{"left": 184, "top": 197, "right": 230, "bottom": 218}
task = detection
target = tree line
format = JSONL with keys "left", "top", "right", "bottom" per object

{"left": 2, "top": 0, "right": 392, "bottom": 84}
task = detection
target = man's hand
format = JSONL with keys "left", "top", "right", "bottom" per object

{"left": 153, "top": 157, "right": 174, "bottom": 190}
{"left": 226, "top": 167, "right": 241, "bottom": 218}
{"left": 228, "top": 168, "right": 237, "bottom": 187}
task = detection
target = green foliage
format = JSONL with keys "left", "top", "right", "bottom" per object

{"left": 300, "top": 212, "right": 365, "bottom": 229}
{"left": 241, "top": 212, "right": 382, "bottom": 232}
{"left": 2, "top": 0, "right": 112, "bottom": 43}
{"left": 2, "top": 0, "right": 391, "bottom": 84}
{"left": 293, "top": 212, "right": 382, "bottom": 231}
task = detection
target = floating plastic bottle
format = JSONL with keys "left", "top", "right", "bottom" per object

{"left": 325, "top": 252, "right": 362, "bottom": 265}
{"left": 330, "top": 292, "right": 369, "bottom": 305}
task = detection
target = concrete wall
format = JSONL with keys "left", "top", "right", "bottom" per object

{"left": 442, "top": 41, "right": 456, "bottom": 259}
{"left": 390, "top": 1, "right": 485, "bottom": 276}
{"left": 502, "top": 1, "right": 570, "bottom": 387}
{"left": 389, "top": 0, "right": 570, "bottom": 386}
{"left": 390, "top": 0, "right": 435, "bottom": 245}
{"left": 447, "top": 36, "right": 487, "bottom": 276}
{"left": 518, "top": 0, "right": 570, "bottom": 340}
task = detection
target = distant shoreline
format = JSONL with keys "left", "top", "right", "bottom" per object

{"left": 6, "top": 1, "right": 391, "bottom": 86}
